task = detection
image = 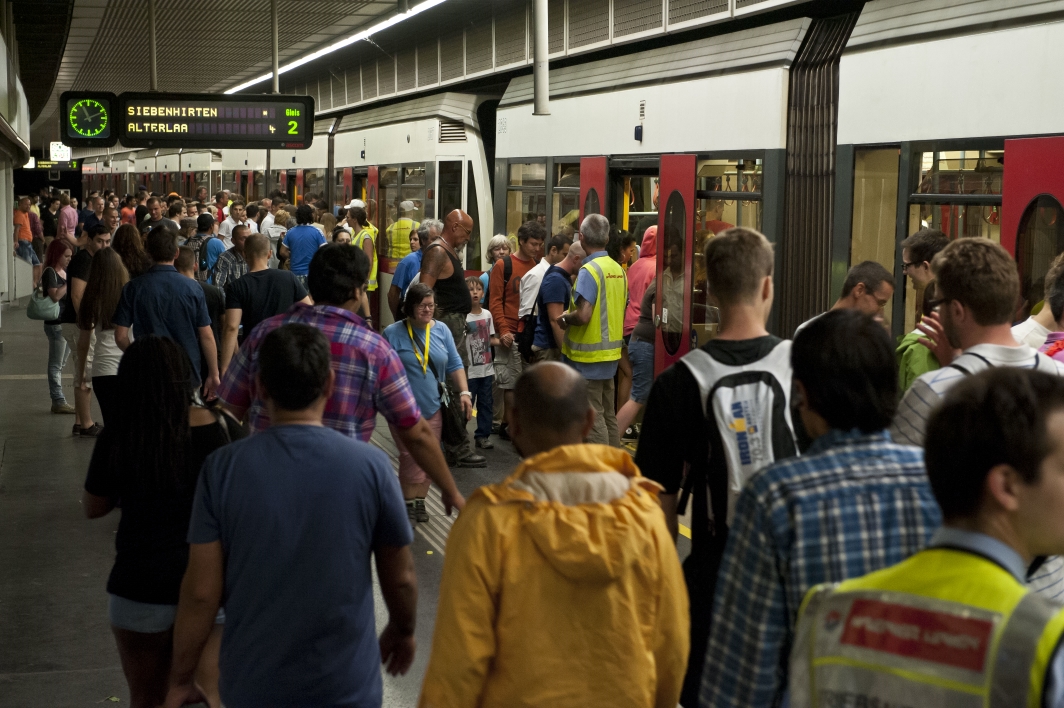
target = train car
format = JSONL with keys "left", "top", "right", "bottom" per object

{"left": 834, "top": 0, "right": 1064, "bottom": 338}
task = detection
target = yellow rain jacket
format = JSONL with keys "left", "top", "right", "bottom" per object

{"left": 419, "top": 444, "right": 689, "bottom": 708}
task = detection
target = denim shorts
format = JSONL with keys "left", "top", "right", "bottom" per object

{"left": 108, "top": 594, "right": 225, "bottom": 633}
{"left": 628, "top": 337, "right": 655, "bottom": 405}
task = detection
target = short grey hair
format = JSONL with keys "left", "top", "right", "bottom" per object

{"left": 418, "top": 219, "right": 443, "bottom": 241}
{"left": 487, "top": 234, "right": 511, "bottom": 255}
{"left": 580, "top": 214, "right": 610, "bottom": 248}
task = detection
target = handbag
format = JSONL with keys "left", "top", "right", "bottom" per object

{"left": 27, "top": 268, "right": 60, "bottom": 321}
{"left": 411, "top": 325, "right": 468, "bottom": 446}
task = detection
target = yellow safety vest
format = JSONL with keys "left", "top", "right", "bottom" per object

{"left": 353, "top": 226, "right": 378, "bottom": 291}
{"left": 790, "top": 548, "right": 1064, "bottom": 708}
{"left": 385, "top": 218, "right": 420, "bottom": 260}
{"left": 561, "top": 254, "right": 627, "bottom": 363}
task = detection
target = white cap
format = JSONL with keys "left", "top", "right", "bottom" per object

{"left": 400, "top": 200, "right": 415, "bottom": 212}
{"left": 344, "top": 199, "right": 366, "bottom": 210}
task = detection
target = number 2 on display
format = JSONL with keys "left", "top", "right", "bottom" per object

{"left": 287, "top": 120, "right": 298, "bottom": 134}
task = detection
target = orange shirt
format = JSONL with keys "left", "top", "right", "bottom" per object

{"left": 488, "top": 253, "right": 536, "bottom": 337}
{"left": 13, "top": 209, "right": 30, "bottom": 242}
{"left": 120, "top": 207, "right": 136, "bottom": 225}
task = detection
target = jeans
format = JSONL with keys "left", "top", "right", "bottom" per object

{"left": 468, "top": 375, "right": 494, "bottom": 440}
{"left": 44, "top": 323, "right": 69, "bottom": 403}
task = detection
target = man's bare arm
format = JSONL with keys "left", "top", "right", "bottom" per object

{"left": 419, "top": 245, "right": 448, "bottom": 290}
{"left": 220, "top": 309, "right": 242, "bottom": 373}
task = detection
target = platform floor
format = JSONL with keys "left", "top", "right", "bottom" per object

{"left": 0, "top": 305, "right": 522, "bottom": 707}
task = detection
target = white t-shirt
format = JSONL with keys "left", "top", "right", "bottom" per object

{"left": 465, "top": 309, "right": 496, "bottom": 380}
{"left": 92, "top": 327, "right": 125, "bottom": 378}
{"left": 519, "top": 257, "right": 550, "bottom": 318}
{"left": 1012, "top": 317, "right": 1052, "bottom": 350}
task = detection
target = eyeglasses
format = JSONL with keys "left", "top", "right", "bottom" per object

{"left": 415, "top": 302, "right": 435, "bottom": 312}
{"left": 456, "top": 223, "right": 472, "bottom": 236}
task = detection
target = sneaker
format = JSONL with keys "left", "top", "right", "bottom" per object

{"left": 497, "top": 424, "right": 511, "bottom": 441}
{"left": 456, "top": 453, "right": 488, "bottom": 468}
{"left": 51, "top": 402, "right": 76, "bottom": 414}
{"left": 405, "top": 500, "right": 417, "bottom": 525}
{"left": 475, "top": 437, "right": 494, "bottom": 450}
{"left": 79, "top": 423, "right": 103, "bottom": 438}
{"left": 72, "top": 423, "right": 81, "bottom": 435}
{"left": 622, "top": 426, "right": 640, "bottom": 441}
{"left": 413, "top": 498, "right": 430, "bottom": 523}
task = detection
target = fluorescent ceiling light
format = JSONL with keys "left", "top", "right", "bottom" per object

{"left": 224, "top": 0, "right": 449, "bottom": 95}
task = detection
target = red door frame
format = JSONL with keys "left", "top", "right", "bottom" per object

{"left": 296, "top": 169, "right": 305, "bottom": 203}
{"left": 579, "top": 156, "right": 607, "bottom": 224}
{"left": 1002, "top": 137, "right": 1064, "bottom": 256}
{"left": 342, "top": 167, "right": 353, "bottom": 206}
{"left": 654, "top": 154, "right": 697, "bottom": 375}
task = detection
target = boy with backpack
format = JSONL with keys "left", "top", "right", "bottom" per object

{"left": 635, "top": 227, "right": 799, "bottom": 707}
{"left": 465, "top": 277, "right": 499, "bottom": 450}
{"left": 183, "top": 213, "right": 224, "bottom": 284}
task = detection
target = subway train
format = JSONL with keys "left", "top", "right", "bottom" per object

{"left": 74, "top": 0, "right": 1064, "bottom": 363}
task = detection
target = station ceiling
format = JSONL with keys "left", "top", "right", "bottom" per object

{"left": 26, "top": 0, "right": 398, "bottom": 150}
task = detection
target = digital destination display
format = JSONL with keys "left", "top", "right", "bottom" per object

{"left": 60, "top": 91, "right": 315, "bottom": 150}
{"left": 120, "top": 93, "right": 314, "bottom": 149}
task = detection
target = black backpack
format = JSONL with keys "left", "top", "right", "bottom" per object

{"left": 191, "top": 235, "right": 216, "bottom": 282}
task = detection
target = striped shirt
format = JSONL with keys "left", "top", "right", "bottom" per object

{"left": 218, "top": 303, "right": 422, "bottom": 438}
{"left": 890, "top": 343, "right": 1064, "bottom": 447}
{"left": 699, "top": 429, "right": 940, "bottom": 708}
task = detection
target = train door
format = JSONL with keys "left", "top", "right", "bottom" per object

{"left": 295, "top": 169, "right": 304, "bottom": 204}
{"left": 1003, "top": 137, "right": 1064, "bottom": 319}
{"left": 654, "top": 154, "right": 697, "bottom": 373}
{"left": 579, "top": 156, "right": 607, "bottom": 222}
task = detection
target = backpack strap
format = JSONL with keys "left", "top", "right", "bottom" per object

{"left": 950, "top": 351, "right": 993, "bottom": 377}
{"left": 500, "top": 255, "right": 513, "bottom": 310}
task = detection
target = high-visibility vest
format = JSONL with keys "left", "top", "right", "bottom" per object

{"left": 561, "top": 254, "right": 627, "bottom": 363}
{"left": 353, "top": 227, "right": 378, "bottom": 291}
{"left": 386, "top": 218, "right": 420, "bottom": 260}
{"left": 790, "top": 547, "right": 1064, "bottom": 708}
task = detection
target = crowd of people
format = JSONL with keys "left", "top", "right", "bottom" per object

{"left": 24, "top": 178, "right": 1064, "bottom": 707}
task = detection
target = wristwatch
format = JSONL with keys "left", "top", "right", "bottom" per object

{"left": 459, "top": 391, "right": 472, "bottom": 397}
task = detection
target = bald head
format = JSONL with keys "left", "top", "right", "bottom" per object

{"left": 511, "top": 362, "right": 595, "bottom": 457}
{"left": 443, "top": 209, "right": 474, "bottom": 249}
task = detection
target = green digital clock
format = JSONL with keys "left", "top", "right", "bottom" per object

{"left": 59, "top": 92, "right": 117, "bottom": 147}
{"left": 69, "top": 98, "right": 108, "bottom": 137}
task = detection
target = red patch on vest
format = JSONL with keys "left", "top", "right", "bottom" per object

{"left": 840, "top": 598, "right": 994, "bottom": 672}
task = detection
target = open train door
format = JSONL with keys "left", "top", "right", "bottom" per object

{"left": 579, "top": 156, "right": 607, "bottom": 223}
{"left": 1003, "top": 137, "right": 1064, "bottom": 321}
{"left": 654, "top": 154, "right": 697, "bottom": 374}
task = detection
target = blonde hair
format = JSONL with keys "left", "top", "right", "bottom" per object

{"left": 487, "top": 234, "right": 511, "bottom": 261}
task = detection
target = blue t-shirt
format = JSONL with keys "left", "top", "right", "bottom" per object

{"left": 563, "top": 252, "right": 619, "bottom": 380}
{"left": 392, "top": 250, "right": 423, "bottom": 294}
{"left": 205, "top": 237, "right": 226, "bottom": 279}
{"left": 112, "top": 265, "right": 211, "bottom": 383}
{"left": 534, "top": 264, "right": 571, "bottom": 350}
{"left": 383, "top": 320, "right": 463, "bottom": 418}
{"left": 282, "top": 224, "right": 327, "bottom": 275}
{"left": 188, "top": 425, "right": 413, "bottom": 708}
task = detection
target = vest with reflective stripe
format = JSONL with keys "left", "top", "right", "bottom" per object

{"left": 562, "top": 254, "right": 627, "bottom": 363}
{"left": 790, "top": 548, "right": 1064, "bottom": 708}
{"left": 353, "top": 226, "right": 378, "bottom": 291}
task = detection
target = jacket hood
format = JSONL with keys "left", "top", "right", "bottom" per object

{"left": 638, "top": 225, "right": 657, "bottom": 259}
{"left": 478, "top": 444, "right": 663, "bottom": 583}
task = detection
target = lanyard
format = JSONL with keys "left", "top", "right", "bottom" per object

{"left": 406, "top": 320, "right": 432, "bottom": 376}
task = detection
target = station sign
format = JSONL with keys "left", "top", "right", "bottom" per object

{"left": 59, "top": 91, "right": 315, "bottom": 150}
{"left": 21, "top": 160, "right": 79, "bottom": 170}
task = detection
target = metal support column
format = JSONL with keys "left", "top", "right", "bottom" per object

{"left": 533, "top": 0, "right": 549, "bottom": 115}
{"left": 266, "top": 0, "right": 279, "bottom": 197}
{"left": 148, "top": 0, "right": 158, "bottom": 91}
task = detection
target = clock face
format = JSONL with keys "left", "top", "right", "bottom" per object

{"left": 68, "top": 98, "right": 109, "bottom": 138}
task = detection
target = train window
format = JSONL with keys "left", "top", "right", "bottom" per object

{"left": 1017, "top": 195, "right": 1064, "bottom": 322}
{"left": 304, "top": 169, "right": 325, "bottom": 203}
{"left": 552, "top": 162, "right": 580, "bottom": 234}
{"left": 506, "top": 161, "right": 547, "bottom": 239}
{"left": 660, "top": 191, "right": 686, "bottom": 356}
{"left": 917, "top": 150, "right": 1003, "bottom": 196}
{"left": 379, "top": 165, "right": 399, "bottom": 250}
{"left": 851, "top": 148, "right": 899, "bottom": 329}
{"left": 583, "top": 188, "right": 601, "bottom": 217}
{"left": 467, "top": 161, "right": 482, "bottom": 270}
{"left": 438, "top": 161, "right": 463, "bottom": 217}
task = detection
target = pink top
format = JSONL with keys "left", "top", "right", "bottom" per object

{"left": 624, "top": 225, "right": 657, "bottom": 335}
{"left": 57, "top": 205, "right": 78, "bottom": 240}
{"left": 1040, "top": 331, "right": 1064, "bottom": 362}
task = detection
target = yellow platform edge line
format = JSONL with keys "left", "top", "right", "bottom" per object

{"left": 679, "top": 523, "right": 691, "bottom": 539}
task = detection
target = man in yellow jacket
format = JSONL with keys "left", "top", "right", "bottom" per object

{"left": 419, "top": 362, "right": 689, "bottom": 708}
{"left": 791, "top": 367, "right": 1064, "bottom": 708}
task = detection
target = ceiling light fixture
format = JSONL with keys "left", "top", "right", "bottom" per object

{"left": 224, "top": 0, "right": 449, "bottom": 95}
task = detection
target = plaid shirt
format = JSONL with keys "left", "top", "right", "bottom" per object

{"left": 699, "top": 429, "right": 941, "bottom": 708}
{"left": 213, "top": 248, "right": 248, "bottom": 292}
{"left": 218, "top": 303, "right": 422, "bottom": 438}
